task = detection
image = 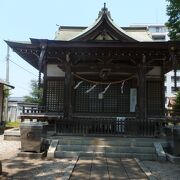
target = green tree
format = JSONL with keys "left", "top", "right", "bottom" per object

{"left": 24, "top": 80, "right": 43, "bottom": 105}
{"left": 3, "top": 86, "right": 10, "bottom": 98}
{"left": 166, "top": 0, "right": 180, "bottom": 40}
{"left": 173, "top": 91, "right": 180, "bottom": 111}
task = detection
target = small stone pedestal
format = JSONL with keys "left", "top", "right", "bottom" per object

{"left": 172, "top": 125, "right": 180, "bottom": 156}
{"left": 20, "top": 122, "right": 47, "bottom": 153}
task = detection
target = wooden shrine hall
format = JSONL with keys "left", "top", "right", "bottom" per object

{"left": 6, "top": 5, "right": 180, "bottom": 137}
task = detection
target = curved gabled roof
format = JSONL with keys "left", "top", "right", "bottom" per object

{"left": 69, "top": 5, "right": 138, "bottom": 42}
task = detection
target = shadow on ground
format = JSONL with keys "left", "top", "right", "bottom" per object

{"left": 1, "top": 157, "right": 73, "bottom": 179}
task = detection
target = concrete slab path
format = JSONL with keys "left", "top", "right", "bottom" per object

{"left": 70, "top": 156, "right": 148, "bottom": 180}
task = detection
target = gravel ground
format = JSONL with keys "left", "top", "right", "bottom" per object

{"left": 0, "top": 134, "right": 75, "bottom": 179}
{"left": 1, "top": 133, "right": 180, "bottom": 179}
{"left": 0, "top": 135, "right": 21, "bottom": 161}
{"left": 142, "top": 160, "right": 180, "bottom": 180}
{"left": 1, "top": 157, "right": 74, "bottom": 180}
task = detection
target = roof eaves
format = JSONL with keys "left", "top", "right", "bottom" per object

{"left": 60, "top": 26, "right": 87, "bottom": 30}
{"left": 0, "top": 79, "right": 14, "bottom": 89}
{"left": 105, "top": 15, "right": 138, "bottom": 42}
{"left": 69, "top": 14, "right": 103, "bottom": 41}
{"left": 69, "top": 6, "right": 138, "bottom": 42}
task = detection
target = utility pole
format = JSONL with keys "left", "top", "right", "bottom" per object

{"left": 6, "top": 45, "right": 10, "bottom": 83}
{"left": 4, "top": 45, "right": 10, "bottom": 122}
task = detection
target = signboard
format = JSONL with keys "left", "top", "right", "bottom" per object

{"left": 130, "top": 88, "right": 137, "bottom": 112}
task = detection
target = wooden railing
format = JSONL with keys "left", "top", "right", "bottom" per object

{"left": 20, "top": 105, "right": 165, "bottom": 137}
{"left": 22, "top": 105, "right": 45, "bottom": 114}
{"left": 56, "top": 116, "right": 163, "bottom": 137}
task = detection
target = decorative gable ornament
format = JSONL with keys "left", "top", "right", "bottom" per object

{"left": 71, "top": 3, "right": 137, "bottom": 42}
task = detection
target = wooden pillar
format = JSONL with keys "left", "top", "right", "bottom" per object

{"left": 64, "top": 53, "right": 72, "bottom": 121}
{"left": 172, "top": 53, "right": 177, "bottom": 91}
{"left": 43, "top": 60, "right": 47, "bottom": 111}
{"left": 38, "top": 42, "right": 47, "bottom": 89}
{"left": 162, "top": 60, "right": 166, "bottom": 116}
{"left": 38, "top": 42, "right": 47, "bottom": 109}
{"left": 137, "top": 54, "right": 147, "bottom": 134}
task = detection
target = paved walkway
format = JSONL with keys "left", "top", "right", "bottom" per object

{"left": 70, "top": 156, "right": 148, "bottom": 180}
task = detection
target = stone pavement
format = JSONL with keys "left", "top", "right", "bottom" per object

{"left": 70, "top": 156, "right": 148, "bottom": 180}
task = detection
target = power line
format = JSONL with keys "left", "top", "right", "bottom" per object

{"left": 6, "top": 45, "right": 10, "bottom": 83}
{"left": 16, "top": 85, "right": 30, "bottom": 92}
{"left": 9, "top": 59, "right": 38, "bottom": 77}
{"left": 8, "top": 80, "right": 30, "bottom": 92}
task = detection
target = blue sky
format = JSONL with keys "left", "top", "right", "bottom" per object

{"left": 0, "top": 0, "right": 168, "bottom": 97}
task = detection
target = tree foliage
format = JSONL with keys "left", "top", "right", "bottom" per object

{"left": 173, "top": 91, "right": 180, "bottom": 111}
{"left": 3, "top": 86, "right": 10, "bottom": 98}
{"left": 24, "top": 80, "right": 43, "bottom": 105}
{"left": 166, "top": 0, "right": 180, "bottom": 40}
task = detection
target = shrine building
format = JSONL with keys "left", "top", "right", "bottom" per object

{"left": 6, "top": 5, "right": 180, "bottom": 136}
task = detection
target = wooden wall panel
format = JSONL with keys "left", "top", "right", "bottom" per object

{"left": 147, "top": 80, "right": 163, "bottom": 115}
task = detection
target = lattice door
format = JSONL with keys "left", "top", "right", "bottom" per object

{"left": 74, "top": 81, "right": 130, "bottom": 114}
{"left": 46, "top": 79, "right": 64, "bottom": 112}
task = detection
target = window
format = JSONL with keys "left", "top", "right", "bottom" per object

{"left": 171, "top": 87, "right": 180, "bottom": 93}
{"left": 152, "top": 35, "right": 165, "bottom": 40}
{"left": 156, "top": 27, "right": 160, "bottom": 32}
{"left": 171, "top": 76, "right": 180, "bottom": 83}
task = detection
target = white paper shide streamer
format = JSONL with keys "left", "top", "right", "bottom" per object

{"left": 85, "top": 84, "right": 97, "bottom": 93}
{"left": 121, "top": 81, "right": 125, "bottom": 94}
{"left": 74, "top": 81, "right": 83, "bottom": 89}
{"left": 98, "top": 83, "right": 111, "bottom": 99}
{"left": 102, "top": 83, "right": 111, "bottom": 94}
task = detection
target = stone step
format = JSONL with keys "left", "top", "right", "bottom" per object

{"left": 56, "top": 145, "right": 155, "bottom": 154}
{"left": 54, "top": 151, "right": 157, "bottom": 160}
{"left": 53, "top": 136, "right": 160, "bottom": 160}
{"left": 57, "top": 139, "right": 155, "bottom": 147}
{"left": 52, "top": 136, "right": 163, "bottom": 142}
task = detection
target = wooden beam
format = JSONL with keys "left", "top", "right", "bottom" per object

{"left": 71, "top": 64, "right": 138, "bottom": 73}
{"left": 31, "top": 39, "right": 180, "bottom": 49}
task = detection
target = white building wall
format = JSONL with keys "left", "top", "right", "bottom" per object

{"left": 0, "top": 84, "right": 3, "bottom": 123}
{"left": 47, "top": 64, "right": 65, "bottom": 77}
{"left": 165, "top": 70, "right": 180, "bottom": 96}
